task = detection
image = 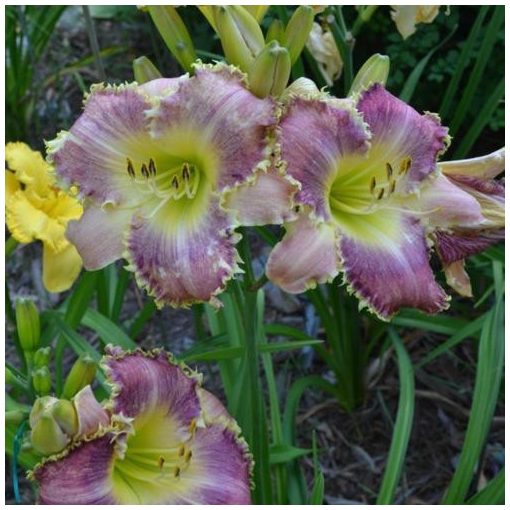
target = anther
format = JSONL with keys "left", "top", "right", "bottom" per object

{"left": 158, "top": 456, "right": 165, "bottom": 469}
{"left": 185, "top": 450, "right": 192, "bottom": 462}
{"left": 189, "top": 418, "right": 197, "bottom": 434}
{"left": 141, "top": 163, "right": 149, "bottom": 179}
{"left": 386, "top": 162, "right": 393, "bottom": 180}
{"left": 172, "top": 176, "right": 179, "bottom": 189}
{"left": 377, "top": 188, "right": 385, "bottom": 200}
{"left": 182, "top": 163, "right": 190, "bottom": 181}
{"left": 174, "top": 467, "right": 181, "bottom": 478}
{"left": 369, "top": 176, "right": 377, "bottom": 194}
{"left": 178, "top": 445, "right": 185, "bottom": 457}
{"left": 127, "top": 158, "right": 135, "bottom": 178}
{"left": 399, "top": 157, "right": 412, "bottom": 175}
{"left": 148, "top": 158, "right": 156, "bottom": 176}
{"left": 389, "top": 180, "right": 396, "bottom": 194}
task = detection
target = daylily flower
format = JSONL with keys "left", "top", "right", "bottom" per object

{"left": 390, "top": 5, "right": 441, "bottom": 39}
{"left": 5, "top": 142, "right": 83, "bottom": 292}
{"left": 266, "top": 83, "right": 459, "bottom": 319}
{"left": 306, "top": 22, "right": 342, "bottom": 86}
{"left": 47, "top": 63, "right": 296, "bottom": 307}
{"left": 29, "top": 347, "right": 252, "bottom": 504}
{"left": 423, "top": 148, "right": 505, "bottom": 296}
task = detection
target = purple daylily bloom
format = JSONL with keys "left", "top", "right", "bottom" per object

{"left": 29, "top": 347, "right": 252, "bottom": 504}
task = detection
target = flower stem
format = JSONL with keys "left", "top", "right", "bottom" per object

{"left": 5, "top": 236, "right": 19, "bottom": 257}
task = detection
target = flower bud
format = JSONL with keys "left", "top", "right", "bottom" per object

{"left": 32, "top": 367, "right": 52, "bottom": 396}
{"left": 349, "top": 53, "right": 390, "bottom": 96}
{"left": 266, "top": 19, "right": 285, "bottom": 44}
{"left": 30, "top": 412, "right": 70, "bottom": 455}
{"left": 244, "top": 5, "right": 269, "bottom": 23}
{"left": 29, "top": 396, "right": 78, "bottom": 455}
{"left": 147, "top": 6, "right": 196, "bottom": 72}
{"left": 248, "top": 41, "right": 291, "bottom": 98}
{"left": 6, "top": 409, "right": 27, "bottom": 425}
{"left": 214, "top": 6, "right": 265, "bottom": 71}
{"left": 282, "top": 5, "right": 315, "bottom": 65}
{"left": 15, "top": 298, "right": 40, "bottom": 356}
{"left": 62, "top": 354, "right": 97, "bottom": 399}
{"left": 34, "top": 346, "right": 52, "bottom": 368}
{"left": 133, "top": 56, "right": 162, "bottom": 84}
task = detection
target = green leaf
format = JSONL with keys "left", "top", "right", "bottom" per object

{"left": 392, "top": 310, "right": 468, "bottom": 335}
{"left": 466, "top": 468, "right": 504, "bottom": 505}
{"left": 442, "top": 264, "right": 504, "bottom": 503}
{"left": 309, "top": 472, "right": 325, "bottom": 504}
{"left": 376, "top": 329, "right": 415, "bottom": 504}
{"left": 259, "top": 339, "right": 323, "bottom": 353}
{"left": 81, "top": 308, "right": 136, "bottom": 350}
{"left": 400, "top": 24, "right": 457, "bottom": 103}
{"left": 270, "top": 444, "right": 312, "bottom": 464}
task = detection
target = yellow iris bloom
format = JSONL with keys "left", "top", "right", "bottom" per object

{"left": 5, "top": 142, "right": 83, "bottom": 292}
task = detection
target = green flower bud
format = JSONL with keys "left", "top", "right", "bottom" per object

{"left": 349, "top": 53, "right": 390, "bottom": 96}
{"left": 147, "top": 6, "right": 196, "bottom": 73}
{"left": 33, "top": 346, "right": 52, "bottom": 368}
{"left": 15, "top": 298, "right": 40, "bottom": 356}
{"left": 282, "top": 5, "right": 314, "bottom": 65}
{"left": 29, "top": 396, "right": 78, "bottom": 455}
{"left": 62, "top": 354, "right": 97, "bottom": 399}
{"left": 52, "top": 399, "right": 79, "bottom": 437}
{"left": 133, "top": 56, "right": 162, "bottom": 84}
{"left": 266, "top": 19, "right": 285, "bottom": 44}
{"left": 214, "top": 6, "right": 265, "bottom": 71}
{"left": 248, "top": 41, "right": 291, "bottom": 98}
{"left": 30, "top": 412, "right": 70, "bottom": 455}
{"left": 32, "top": 367, "right": 52, "bottom": 396}
{"left": 6, "top": 409, "right": 27, "bottom": 426}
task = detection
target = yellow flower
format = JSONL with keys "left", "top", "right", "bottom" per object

{"left": 5, "top": 142, "right": 83, "bottom": 292}
{"left": 390, "top": 5, "right": 441, "bottom": 39}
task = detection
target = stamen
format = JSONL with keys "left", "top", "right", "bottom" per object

{"left": 158, "top": 456, "right": 165, "bottom": 470}
{"left": 369, "top": 176, "right": 376, "bottom": 194}
{"left": 182, "top": 162, "right": 190, "bottom": 181}
{"left": 141, "top": 163, "right": 149, "bottom": 179}
{"left": 174, "top": 467, "right": 181, "bottom": 478}
{"left": 189, "top": 418, "right": 197, "bottom": 434}
{"left": 386, "top": 162, "right": 393, "bottom": 180}
{"left": 127, "top": 158, "right": 135, "bottom": 178}
{"left": 399, "top": 156, "right": 412, "bottom": 175}
{"left": 148, "top": 158, "right": 156, "bottom": 176}
{"left": 377, "top": 188, "right": 385, "bottom": 200}
{"left": 185, "top": 450, "right": 192, "bottom": 462}
{"left": 172, "top": 175, "right": 179, "bottom": 189}
{"left": 389, "top": 179, "right": 396, "bottom": 194}
{"left": 178, "top": 445, "right": 185, "bottom": 457}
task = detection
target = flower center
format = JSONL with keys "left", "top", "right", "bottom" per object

{"left": 125, "top": 157, "right": 207, "bottom": 220}
{"left": 328, "top": 155, "right": 412, "bottom": 221}
{"left": 111, "top": 411, "right": 197, "bottom": 504}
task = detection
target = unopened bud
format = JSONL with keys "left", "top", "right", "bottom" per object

{"left": 283, "top": 5, "right": 315, "bottom": 65}
{"left": 244, "top": 5, "right": 269, "bottom": 23}
{"left": 148, "top": 6, "right": 196, "bottom": 72}
{"left": 133, "top": 56, "right": 162, "bottom": 84}
{"left": 248, "top": 41, "right": 291, "bottom": 98}
{"left": 6, "top": 409, "right": 27, "bottom": 425}
{"left": 15, "top": 299, "right": 40, "bottom": 356}
{"left": 30, "top": 412, "right": 70, "bottom": 455}
{"left": 33, "top": 346, "right": 52, "bottom": 368}
{"left": 214, "top": 6, "right": 265, "bottom": 71}
{"left": 266, "top": 19, "right": 285, "bottom": 44}
{"left": 32, "top": 367, "right": 52, "bottom": 396}
{"left": 349, "top": 53, "right": 390, "bottom": 96}
{"left": 62, "top": 354, "right": 97, "bottom": 399}
{"left": 29, "top": 396, "right": 78, "bottom": 455}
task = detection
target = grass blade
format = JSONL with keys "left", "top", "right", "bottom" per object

{"left": 81, "top": 308, "right": 136, "bottom": 350}
{"left": 376, "top": 329, "right": 415, "bottom": 504}
{"left": 442, "top": 263, "right": 504, "bottom": 503}
{"left": 466, "top": 467, "right": 504, "bottom": 505}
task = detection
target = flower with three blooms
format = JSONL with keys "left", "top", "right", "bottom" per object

{"left": 29, "top": 346, "right": 252, "bottom": 504}
{"left": 264, "top": 80, "right": 504, "bottom": 320}
{"left": 47, "top": 63, "right": 297, "bottom": 308}
{"left": 5, "top": 142, "right": 83, "bottom": 292}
